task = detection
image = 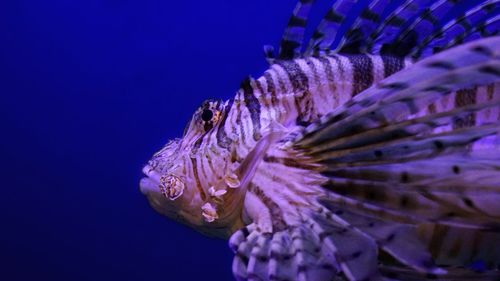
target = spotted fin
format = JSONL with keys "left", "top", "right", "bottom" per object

{"left": 229, "top": 144, "right": 449, "bottom": 280}
{"left": 295, "top": 36, "right": 500, "bottom": 147}
{"left": 417, "top": 224, "right": 500, "bottom": 270}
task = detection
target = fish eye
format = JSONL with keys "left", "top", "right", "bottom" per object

{"left": 201, "top": 109, "right": 214, "bottom": 122}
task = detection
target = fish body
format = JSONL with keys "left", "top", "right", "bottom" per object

{"left": 140, "top": 1, "right": 500, "bottom": 280}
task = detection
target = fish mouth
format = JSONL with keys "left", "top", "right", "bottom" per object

{"left": 139, "top": 165, "right": 161, "bottom": 195}
{"left": 140, "top": 165, "right": 183, "bottom": 221}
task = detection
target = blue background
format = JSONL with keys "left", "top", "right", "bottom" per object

{"left": 0, "top": 1, "right": 478, "bottom": 280}
{"left": 0, "top": 1, "right": 297, "bottom": 280}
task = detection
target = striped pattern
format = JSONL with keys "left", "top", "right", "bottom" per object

{"left": 411, "top": 0, "right": 500, "bottom": 59}
{"left": 269, "top": 0, "right": 500, "bottom": 60}
{"left": 202, "top": 54, "right": 410, "bottom": 163}
{"left": 378, "top": 0, "right": 467, "bottom": 56}
{"left": 338, "top": 0, "right": 395, "bottom": 53}
{"left": 141, "top": 1, "right": 500, "bottom": 280}
{"left": 228, "top": 38, "right": 500, "bottom": 280}
{"left": 306, "top": 0, "right": 360, "bottom": 55}
{"left": 237, "top": 54, "right": 408, "bottom": 133}
{"left": 278, "top": 0, "right": 316, "bottom": 60}
{"left": 365, "top": 0, "right": 435, "bottom": 54}
{"left": 296, "top": 0, "right": 500, "bottom": 59}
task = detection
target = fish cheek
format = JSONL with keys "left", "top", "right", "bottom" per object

{"left": 159, "top": 174, "right": 186, "bottom": 201}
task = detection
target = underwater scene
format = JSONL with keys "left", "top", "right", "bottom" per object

{"left": 2, "top": 0, "right": 500, "bottom": 280}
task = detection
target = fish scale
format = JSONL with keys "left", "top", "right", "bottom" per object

{"left": 140, "top": 1, "right": 500, "bottom": 280}
{"left": 253, "top": 54, "right": 411, "bottom": 129}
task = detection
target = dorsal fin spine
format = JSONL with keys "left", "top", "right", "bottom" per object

{"left": 277, "top": 0, "right": 316, "bottom": 60}
{"left": 272, "top": 0, "right": 499, "bottom": 61}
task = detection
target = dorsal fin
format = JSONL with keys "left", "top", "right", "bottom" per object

{"left": 271, "top": 0, "right": 500, "bottom": 61}
{"left": 277, "top": 0, "right": 316, "bottom": 60}
{"left": 337, "top": 0, "right": 398, "bottom": 54}
{"left": 263, "top": 45, "right": 275, "bottom": 64}
{"left": 305, "top": 0, "right": 361, "bottom": 56}
{"left": 364, "top": 0, "right": 435, "bottom": 54}
{"left": 292, "top": 36, "right": 500, "bottom": 231}
{"left": 411, "top": 1, "right": 500, "bottom": 59}
{"left": 446, "top": 14, "right": 500, "bottom": 49}
{"left": 376, "top": 0, "right": 468, "bottom": 56}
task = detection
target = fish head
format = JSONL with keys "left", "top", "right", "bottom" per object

{"left": 140, "top": 99, "right": 244, "bottom": 238}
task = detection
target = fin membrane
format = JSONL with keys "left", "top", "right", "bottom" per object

{"left": 273, "top": 0, "right": 499, "bottom": 60}
{"left": 292, "top": 37, "right": 500, "bottom": 231}
{"left": 278, "top": 0, "right": 317, "bottom": 60}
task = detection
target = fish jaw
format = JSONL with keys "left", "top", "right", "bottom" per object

{"left": 140, "top": 164, "right": 246, "bottom": 238}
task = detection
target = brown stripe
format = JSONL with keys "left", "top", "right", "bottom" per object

{"left": 263, "top": 155, "right": 318, "bottom": 170}
{"left": 205, "top": 153, "right": 218, "bottom": 180}
{"left": 261, "top": 170, "right": 320, "bottom": 200}
{"left": 453, "top": 87, "right": 477, "bottom": 129}
{"left": 216, "top": 98, "right": 234, "bottom": 149}
{"left": 277, "top": 60, "right": 309, "bottom": 92}
{"left": 487, "top": 83, "right": 495, "bottom": 101}
{"left": 306, "top": 57, "right": 322, "bottom": 90}
{"left": 190, "top": 157, "right": 207, "bottom": 201}
{"left": 318, "top": 56, "right": 338, "bottom": 105}
{"left": 381, "top": 55, "right": 405, "bottom": 77}
{"left": 428, "top": 103, "right": 437, "bottom": 114}
{"left": 235, "top": 94, "right": 248, "bottom": 149}
{"left": 241, "top": 77, "right": 262, "bottom": 141}
{"left": 249, "top": 184, "right": 288, "bottom": 232}
{"left": 347, "top": 54, "right": 374, "bottom": 96}
{"left": 263, "top": 72, "right": 278, "bottom": 108}
{"left": 274, "top": 67, "right": 294, "bottom": 115}
{"left": 469, "top": 229, "right": 483, "bottom": 262}
{"left": 277, "top": 60, "right": 312, "bottom": 122}
{"left": 254, "top": 79, "right": 270, "bottom": 109}
{"left": 429, "top": 225, "right": 449, "bottom": 258}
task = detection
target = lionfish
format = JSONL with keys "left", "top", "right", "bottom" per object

{"left": 140, "top": 0, "right": 500, "bottom": 280}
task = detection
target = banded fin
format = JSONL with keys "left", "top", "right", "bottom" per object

{"left": 263, "top": 45, "right": 276, "bottom": 64}
{"left": 417, "top": 224, "right": 500, "bottom": 270}
{"left": 292, "top": 37, "right": 500, "bottom": 231}
{"left": 337, "top": 0, "right": 397, "bottom": 53}
{"left": 358, "top": 0, "right": 500, "bottom": 58}
{"left": 319, "top": 153, "right": 500, "bottom": 231}
{"left": 230, "top": 146, "right": 449, "bottom": 280}
{"left": 302, "top": 98, "right": 500, "bottom": 155}
{"left": 294, "top": 36, "right": 500, "bottom": 147}
{"left": 273, "top": 0, "right": 499, "bottom": 61}
{"left": 442, "top": 15, "right": 500, "bottom": 54}
{"left": 231, "top": 37, "right": 500, "bottom": 280}
{"left": 278, "top": 0, "right": 316, "bottom": 60}
{"left": 229, "top": 215, "right": 387, "bottom": 281}
{"left": 230, "top": 223, "right": 341, "bottom": 281}
{"left": 318, "top": 202, "right": 445, "bottom": 275}
{"left": 267, "top": 37, "right": 500, "bottom": 279}
{"left": 305, "top": 0, "right": 360, "bottom": 55}
{"left": 373, "top": 0, "right": 468, "bottom": 56}
{"left": 411, "top": 1, "right": 500, "bottom": 59}
{"left": 364, "top": 0, "right": 435, "bottom": 55}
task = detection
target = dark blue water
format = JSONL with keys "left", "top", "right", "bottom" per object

{"left": 0, "top": 1, "right": 478, "bottom": 280}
